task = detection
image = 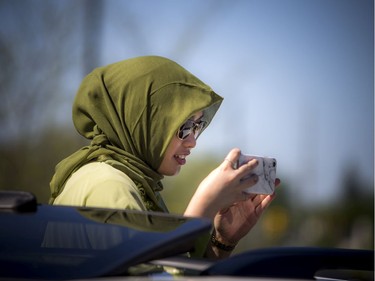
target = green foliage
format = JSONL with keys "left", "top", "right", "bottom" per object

{"left": 0, "top": 126, "right": 86, "bottom": 203}
{"left": 0, "top": 127, "right": 373, "bottom": 251}
{"left": 162, "top": 158, "right": 374, "bottom": 252}
{"left": 162, "top": 154, "right": 220, "bottom": 214}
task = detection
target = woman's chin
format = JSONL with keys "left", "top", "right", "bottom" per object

{"left": 165, "top": 166, "right": 181, "bottom": 177}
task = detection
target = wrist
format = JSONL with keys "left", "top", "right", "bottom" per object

{"left": 210, "top": 231, "right": 237, "bottom": 252}
{"left": 185, "top": 196, "right": 218, "bottom": 220}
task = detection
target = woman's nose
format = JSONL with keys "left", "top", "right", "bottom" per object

{"left": 183, "top": 133, "right": 197, "bottom": 148}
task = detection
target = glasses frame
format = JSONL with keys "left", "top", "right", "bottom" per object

{"left": 176, "top": 119, "right": 207, "bottom": 140}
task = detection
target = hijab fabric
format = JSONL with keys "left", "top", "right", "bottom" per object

{"left": 49, "top": 56, "right": 223, "bottom": 211}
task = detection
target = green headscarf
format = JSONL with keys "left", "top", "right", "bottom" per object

{"left": 49, "top": 56, "right": 223, "bottom": 211}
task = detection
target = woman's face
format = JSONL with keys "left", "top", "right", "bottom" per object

{"left": 157, "top": 111, "right": 204, "bottom": 176}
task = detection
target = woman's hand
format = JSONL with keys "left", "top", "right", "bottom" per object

{"left": 183, "top": 147, "right": 281, "bottom": 259}
{"left": 184, "top": 148, "right": 260, "bottom": 219}
{"left": 215, "top": 179, "right": 280, "bottom": 241}
{"left": 207, "top": 178, "right": 281, "bottom": 259}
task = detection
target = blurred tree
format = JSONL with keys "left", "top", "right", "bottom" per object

{"left": 0, "top": 127, "right": 87, "bottom": 202}
{"left": 0, "top": 0, "right": 103, "bottom": 201}
{"left": 335, "top": 165, "right": 374, "bottom": 249}
{"left": 82, "top": 0, "right": 104, "bottom": 74}
{"left": 0, "top": 1, "right": 81, "bottom": 142}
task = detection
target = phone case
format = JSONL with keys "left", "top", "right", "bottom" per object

{"left": 236, "top": 154, "right": 277, "bottom": 195}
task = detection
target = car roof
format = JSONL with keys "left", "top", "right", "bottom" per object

{"left": 0, "top": 191, "right": 373, "bottom": 281}
{"left": 0, "top": 201, "right": 211, "bottom": 280}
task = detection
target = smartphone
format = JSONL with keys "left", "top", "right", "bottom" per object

{"left": 235, "top": 154, "right": 277, "bottom": 195}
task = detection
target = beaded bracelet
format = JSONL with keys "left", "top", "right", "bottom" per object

{"left": 210, "top": 232, "right": 236, "bottom": 252}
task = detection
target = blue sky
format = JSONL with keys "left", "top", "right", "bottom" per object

{"left": 98, "top": 0, "right": 373, "bottom": 203}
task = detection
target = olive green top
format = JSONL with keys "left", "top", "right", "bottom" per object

{"left": 53, "top": 162, "right": 149, "bottom": 211}
{"left": 49, "top": 56, "right": 223, "bottom": 212}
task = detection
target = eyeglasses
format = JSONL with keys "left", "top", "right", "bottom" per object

{"left": 177, "top": 119, "right": 207, "bottom": 140}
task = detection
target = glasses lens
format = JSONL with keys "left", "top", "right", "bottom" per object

{"left": 178, "top": 120, "right": 194, "bottom": 140}
{"left": 177, "top": 120, "right": 206, "bottom": 140}
{"left": 193, "top": 121, "right": 206, "bottom": 139}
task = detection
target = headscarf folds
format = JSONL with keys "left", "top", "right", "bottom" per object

{"left": 49, "top": 56, "right": 223, "bottom": 211}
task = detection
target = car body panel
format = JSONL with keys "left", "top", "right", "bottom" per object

{"left": 0, "top": 191, "right": 373, "bottom": 281}
{"left": 0, "top": 203, "right": 211, "bottom": 280}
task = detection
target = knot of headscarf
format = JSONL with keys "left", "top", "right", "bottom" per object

{"left": 91, "top": 126, "right": 110, "bottom": 147}
{"left": 49, "top": 56, "right": 223, "bottom": 212}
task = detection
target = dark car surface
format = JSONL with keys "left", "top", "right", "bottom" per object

{"left": 0, "top": 191, "right": 373, "bottom": 281}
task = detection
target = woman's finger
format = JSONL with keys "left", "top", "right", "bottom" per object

{"left": 255, "top": 193, "right": 276, "bottom": 216}
{"left": 237, "top": 158, "right": 259, "bottom": 177}
{"left": 222, "top": 148, "right": 241, "bottom": 169}
{"left": 223, "top": 158, "right": 236, "bottom": 169}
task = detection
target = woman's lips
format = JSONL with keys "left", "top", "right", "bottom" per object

{"left": 174, "top": 154, "right": 187, "bottom": 165}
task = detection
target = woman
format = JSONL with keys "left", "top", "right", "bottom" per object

{"left": 49, "top": 56, "right": 280, "bottom": 259}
